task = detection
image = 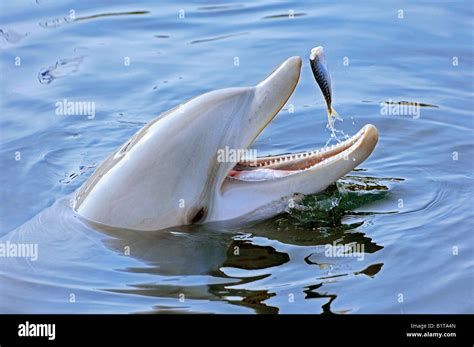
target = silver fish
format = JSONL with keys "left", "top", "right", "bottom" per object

{"left": 309, "top": 46, "right": 341, "bottom": 128}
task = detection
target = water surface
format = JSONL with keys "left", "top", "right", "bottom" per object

{"left": 0, "top": 0, "right": 473, "bottom": 313}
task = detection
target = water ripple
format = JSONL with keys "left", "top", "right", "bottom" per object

{"left": 38, "top": 56, "right": 84, "bottom": 84}
{"left": 0, "top": 29, "right": 29, "bottom": 43}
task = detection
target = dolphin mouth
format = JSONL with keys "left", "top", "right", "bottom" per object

{"left": 228, "top": 124, "right": 378, "bottom": 181}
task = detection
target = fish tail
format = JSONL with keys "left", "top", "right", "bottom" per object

{"left": 330, "top": 107, "right": 343, "bottom": 121}
{"left": 326, "top": 107, "right": 341, "bottom": 129}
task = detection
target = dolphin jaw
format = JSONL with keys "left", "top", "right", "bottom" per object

{"left": 210, "top": 124, "right": 378, "bottom": 224}
{"left": 226, "top": 124, "right": 378, "bottom": 182}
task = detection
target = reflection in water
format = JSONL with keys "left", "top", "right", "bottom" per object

{"left": 304, "top": 284, "right": 337, "bottom": 314}
{"left": 197, "top": 5, "right": 245, "bottom": 12}
{"left": 262, "top": 13, "right": 306, "bottom": 19}
{"left": 190, "top": 32, "right": 250, "bottom": 45}
{"left": 222, "top": 240, "right": 290, "bottom": 270}
{"left": 355, "top": 263, "right": 384, "bottom": 278}
{"left": 362, "top": 100, "right": 440, "bottom": 108}
{"left": 95, "top": 174, "right": 393, "bottom": 313}
{"left": 38, "top": 11, "right": 150, "bottom": 29}
{"left": 74, "top": 11, "right": 150, "bottom": 22}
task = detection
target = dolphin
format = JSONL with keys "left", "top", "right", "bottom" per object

{"left": 73, "top": 56, "right": 378, "bottom": 231}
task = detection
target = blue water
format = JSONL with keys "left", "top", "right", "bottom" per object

{"left": 0, "top": 0, "right": 473, "bottom": 313}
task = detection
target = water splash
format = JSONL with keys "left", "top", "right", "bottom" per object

{"left": 325, "top": 118, "right": 348, "bottom": 146}
{"left": 278, "top": 175, "right": 398, "bottom": 231}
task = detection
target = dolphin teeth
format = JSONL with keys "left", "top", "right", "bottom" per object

{"left": 251, "top": 135, "right": 361, "bottom": 171}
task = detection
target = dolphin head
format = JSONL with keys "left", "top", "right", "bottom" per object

{"left": 74, "top": 56, "right": 378, "bottom": 231}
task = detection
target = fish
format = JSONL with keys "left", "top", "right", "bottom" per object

{"left": 309, "top": 46, "right": 342, "bottom": 128}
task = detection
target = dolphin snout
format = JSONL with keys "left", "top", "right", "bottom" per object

{"left": 352, "top": 124, "right": 379, "bottom": 166}
{"left": 254, "top": 56, "right": 302, "bottom": 123}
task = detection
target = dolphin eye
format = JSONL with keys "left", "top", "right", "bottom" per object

{"left": 191, "top": 208, "right": 206, "bottom": 224}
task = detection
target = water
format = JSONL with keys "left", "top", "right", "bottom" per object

{"left": 0, "top": 0, "right": 473, "bottom": 313}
